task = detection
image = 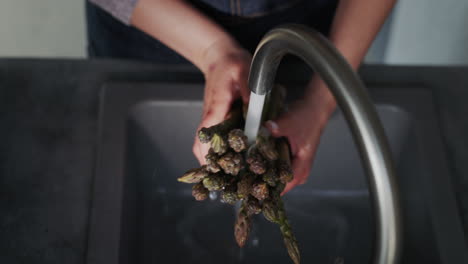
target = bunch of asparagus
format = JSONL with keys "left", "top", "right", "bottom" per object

{"left": 178, "top": 86, "right": 300, "bottom": 264}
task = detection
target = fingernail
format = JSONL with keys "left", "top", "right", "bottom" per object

{"left": 266, "top": 120, "right": 278, "bottom": 131}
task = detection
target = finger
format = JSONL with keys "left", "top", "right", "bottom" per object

{"left": 202, "top": 84, "right": 236, "bottom": 127}
{"left": 281, "top": 165, "right": 309, "bottom": 195}
{"left": 281, "top": 179, "right": 300, "bottom": 195}
{"left": 291, "top": 148, "right": 313, "bottom": 185}
{"left": 193, "top": 138, "right": 210, "bottom": 165}
{"left": 265, "top": 120, "right": 284, "bottom": 137}
{"left": 198, "top": 143, "right": 210, "bottom": 165}
{"left": 281, "top": 149, "right": 314, "bottom": 195}
{"left": 236, "top": 68, "right": 250, "bottom": 104}
{"left": 192, "top": 137, "right": 206, "bottom": 165}
{"left": 265, "top": 110, "right": 294, "bottom": 138}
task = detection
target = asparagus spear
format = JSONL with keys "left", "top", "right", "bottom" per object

{"left": 192, "top": 183, "right": 209, "bottom": 201}
{"left": 217, "top": 151, "right": 243, "bottom": 176}
{"left": 178, "top": 166, "right": 209, "bottom": 183}
{"left": 246, "top": 147, "right": 267, "bottom": 175}
{"left": 237, "top": 172, "right": 255, "bottom": 199}
{"left": 262, "top": 198, "right": 280, "bottom": 223}
{"left": 256, "top": 128, "right": 279, "bottom": 161}
{"left": 228, "top": 129, "right": 248, "bottom": 153}
{"left": 205, "top": 149, "right": 221, "bottom": 173}
{"left": 251, "top": 181, "right": 269, "bottom": 201}
{"left": 198, "top": 127, "right": 213, "bottom": 144}
{"left": 198, "top": 100, "right": 243, "bottom": 144}
{"left": 277, "top": 138, "right": 294, "bottom": 184}
{"left": 221, "top": 184, "right": 238, "bottom": 205}
{"left": 202, "top": 173, "right": 227, "bottom": 191}
{"left": 265, "top": 184, "right": 301, "bottom": 264}
{"left": 234, "top": 201, "right": 252, "bottom": 247}
{"left": 245, "top": 196, "right": 262, "bottom": 215}
{"left": 262, "top": 167, "right": 278, "bottom": 187}
{"left": 278, "top": 201, "right": 301, "bottom": 264}
{"left": 210, "top": 133, "right": 228, "bottom": 155}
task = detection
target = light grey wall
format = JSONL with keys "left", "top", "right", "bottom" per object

{"left": 383, "top": 0, "right": 468, "bottom": 65}
{"left": 364, "top": 11, "right": 395, "bottom": 64}
{"left": 0, "top": 0, "right": 86, "bottom": 58}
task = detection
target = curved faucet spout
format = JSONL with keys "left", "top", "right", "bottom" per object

{"left": 244, "top": 24, "right": 401, "bottom": 264}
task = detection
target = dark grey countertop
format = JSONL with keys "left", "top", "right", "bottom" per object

{"left": 0, "top": 59, "right": 466, "bottom": 263}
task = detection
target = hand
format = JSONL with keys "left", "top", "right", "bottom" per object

{"left": 192, "top": 39, "right": 252, "bottom": 164}
{"left": 266, "top": 79, "right": 336, "bottom": 194}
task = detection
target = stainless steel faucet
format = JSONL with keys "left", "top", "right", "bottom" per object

{"left": 244, "top": 24, "right": 402, "bottom": 264}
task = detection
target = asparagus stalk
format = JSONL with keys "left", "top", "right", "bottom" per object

{"left": 217, "top": 151, "right": 243, "bottom": 176}
{"left": 256, "top": 128, "right": 279, "bottom": 161}
{"left": 237, "top": 171, "right": 255, "bottom": 199}
{"left": 245, "top": 196, "right": 262, "bottom": 215}
{"left": 262, "top": 166, "right": 278, "bottom": 187}
{"left": 228, "top": 129, "right": 248, "bottom": 153}
{"left": 221, "top": 184, "right": 238, "bottom": 205}
{"left": 251, "top": 181, "right": 269, "bottom": 201}
{"left": 210, "top": 133, "right": 228, "bottom": 155}
{"left": 266, "top": 184, "right": 300, "bottom": 264}
{"left": 262, "top": 198, "right": 280, "bottom": 223}
{"left": 246, "top": 147, "right": 267, "bottom": 175}
{"left": 202, "top": 173, "right": 227, "bottom": 191}
{"left": 198, "top": 100, "right": 243, "bottom": 144}
{"left": 278, "top": 200, "right": 301, "bottom": 264}
{"left": 192, "top": 183, "right": 209, "bottom": 201}
{"left": 205, "top": 149, "right": 221, "bottom": 173}
{"left": 234, "top": 202, "right": 252, "bottom": 247}
{"left": 198, "top": 127, "right": 213, "bottom": 143}
{"left": 178, "top": 166, "right": 209, "bottom": 183}
{"left": 277, "top": 138, "right": 294, "bottom": 184}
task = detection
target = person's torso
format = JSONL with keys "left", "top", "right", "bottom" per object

{"left": 192, "top": 0, "right": 306, "bottom": 17}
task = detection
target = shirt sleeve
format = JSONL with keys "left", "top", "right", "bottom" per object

{"left": 89, "top": 0, "right": 139, "bottom": 25}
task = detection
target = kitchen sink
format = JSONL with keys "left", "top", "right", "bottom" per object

{"left": 87, "top": 82, "right": 467, "bottom": 264}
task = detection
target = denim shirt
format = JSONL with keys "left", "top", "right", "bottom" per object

{"left": 87, "top": 0, "right": 338, "bottom": 62}
{"left": 193, "top": 0, "right": 303, "bottom": 17}
{"left": 89, "top": 0, "right": 314, "bottom": 25}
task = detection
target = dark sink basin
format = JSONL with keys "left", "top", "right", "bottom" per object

{"left": 87, "top": 83, "right": 467, "bottom": 264}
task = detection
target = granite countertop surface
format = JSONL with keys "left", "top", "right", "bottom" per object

{"left": 0, "top": 59, "right": 466, "bottom": 263}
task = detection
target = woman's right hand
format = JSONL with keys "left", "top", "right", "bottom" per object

{"left": 192, "top": 39, "right": 252, "bottom": 164}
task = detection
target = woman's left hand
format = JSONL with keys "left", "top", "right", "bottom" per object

{"left": 266, "top": 79, "right": 336, "bottom": 194}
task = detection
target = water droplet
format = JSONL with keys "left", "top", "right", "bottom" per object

{"left": 209, "top": 191, "right": 218, "bottom": 200}
{"left": 252, "top": 237, "right": 259, "bottom": 247}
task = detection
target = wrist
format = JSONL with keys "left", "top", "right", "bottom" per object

{"left": 304, "top": 78, "right": 337, "bottom": 124}
{"left": 198, "top": 36, "right": 246, "bottom": 75}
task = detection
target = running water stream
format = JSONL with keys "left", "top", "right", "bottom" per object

{"left": 244, "top": 92, "right": 266, "bottom": 144}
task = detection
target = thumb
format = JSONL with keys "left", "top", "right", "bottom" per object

{"left": 265, "top": 114, "right": 291, "bottom": 138}
{"left": 202, "top": 89, "right": 234, "bottom": 127}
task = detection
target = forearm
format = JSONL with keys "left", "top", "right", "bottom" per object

{"left": 329, "top": 0, "right": 397, "bottom": 68}
{"left": 131, "top": 0, "right": 240, "bottom": 74}
{"left": 307, "top": 0, "right": 397, "bottom": 115}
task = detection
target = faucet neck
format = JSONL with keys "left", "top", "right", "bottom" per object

{"left": 245, "top": 24, "right": 402, "bottom": 264}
